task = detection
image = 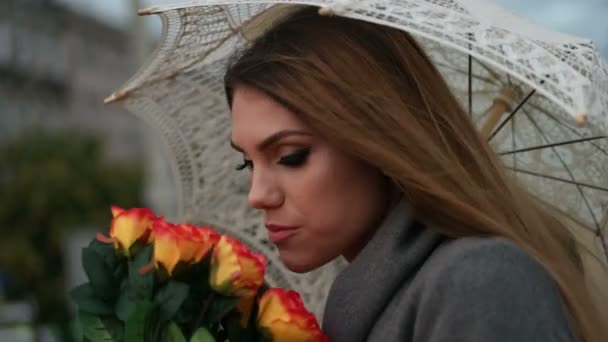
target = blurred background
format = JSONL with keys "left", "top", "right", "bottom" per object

{"left": 0, "top": 0, "right": 606, "bottom": 341}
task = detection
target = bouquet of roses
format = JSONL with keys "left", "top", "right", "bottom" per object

{"left": 70, "top": 206, "right": 329, "bottom": 342}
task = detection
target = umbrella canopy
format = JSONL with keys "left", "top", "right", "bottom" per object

{"left": 105, "top": 0, "right": 608, "bottom": 316}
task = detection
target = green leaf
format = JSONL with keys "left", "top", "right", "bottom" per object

{"left": 162, "top": 321, "right": 187, "bottom": 342}
{"left": 174, "top": 262, "right": 212, "bottom": 325}
{"left": 190, "top": 327, "right": 216, "bottom": 342}
{"left": 225, "top": 287, "right": 266, "bottom": 342}
{"left": 128, "top": 245, "right": 154, "bottom": 300}
{"left": 174, "top": 305, "right": 195, "bottom": 326}
{"left": 205, "top": 295, "right": 239, "bottom": 325}
{"left": 70, "top": 283, "right": 113, "bottom": 315}
{"left": 90, "top": 239, "right": 129, "bottom": 280}
{"left": 125, "top": 300, "right": 154, "bottom": 342}
{"left": 88, "top": 239, "right": 121, "bottom": 267}
{"left": 145, "top": 310, "right": 163, "bottom": 342}
{"left": 112, "top": 260, "right": 128, "bottom": 281}
{"left": 82, "top": 247, "right": 115, "bottom": 300}
{"left": 184, "top": 260, "right": 211, "bottom": 296}
{"left": 154, "top": 281, "right": 190, "bottom": 322}
{"left": 115, "top": 289, "right": 137, "bottom": 322}
{"left": 78, "top": 312, "right": 123, "bottom": 342}
{"left": 223, "top": 311, "right": 258, "bottom": 342}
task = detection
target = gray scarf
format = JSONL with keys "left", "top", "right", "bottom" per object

{"left": 323, "top": 199, "right": 444, "bottom": 341}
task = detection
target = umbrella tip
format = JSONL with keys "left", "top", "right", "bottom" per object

{"left": 318, "top": 6, "right": 336, "bottom": 16}
{"left": 575, "top": 113, "right": 587, "bottom": 127}
{"left": 104, "top": 91, "right": 128, "bottom": 104}
{"left": 319, "top": 0, "right": 352, "bottom": 16}
{"left": 137, "top": 8, "right": 157, "bottom": 16}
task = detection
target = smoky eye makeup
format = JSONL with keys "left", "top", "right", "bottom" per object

{"left": 278, "top": 148, "right": 310, "bottom": 167}
{"left": 235, "top": 159, "right": 253, "bottom": 171}
{"left": 234, "top": 147, "right": 310, "bottom": 171}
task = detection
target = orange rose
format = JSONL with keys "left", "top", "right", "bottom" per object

{"left": 175, "top": 224, "right": 220, "bottom": 263}
{"left": 257, "top": 288, "right": 329, "bottom": 342}
{"left": 96, "top": 206, "right": 156, "bottom": 256}
{"left": 152, "top": 220, "right": 219, "bottom": 276}
{"left": 209, "top": 235, "right": 266, "bottom": 298}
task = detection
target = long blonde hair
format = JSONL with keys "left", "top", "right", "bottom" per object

{"left": 224, "top": 6, "right": 608, "bottom": 341}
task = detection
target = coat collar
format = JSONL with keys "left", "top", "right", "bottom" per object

{"left": 322, "top": 199, "right": 443, "bottom": 341}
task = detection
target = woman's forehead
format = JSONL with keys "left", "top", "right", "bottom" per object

{"left": 231, "top": 86, "right": 309, "bottom": 142}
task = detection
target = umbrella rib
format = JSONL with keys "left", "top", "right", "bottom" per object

{"left": 601, "top": 209, "right": 608, "bottom": 262}
{"left": 474, "top": 58, "right": 504, "bottom": 81}
{"left": 529, "top": 102, "right": 608, "bottom": 157}
{"left": 488, "top": 89, "right": 536, "bottom": 141}
{"left": 536, "top": 199, "right": 597, "bottom": 234}
{"left": 532, "top": 109, "right": 608, "bottom": 248}
{"left": 469, "top": 55, "right": 473, "bottom": 118}
{"left": 433, "top": 61, "right": 500, "bottom": 86}
{"left": 511, "top": 102, "right": 517, "bottom": 169}
{"left": 468, "top": 39, "right": 473, "bottom": 118}
{"left": 508, "top": 72, "right": 516, "bottom": 169}
{"left": 530, "top": 195, "right": 608, "bottom": 264}
{"left": 508, "top": 167, "right": 608, "bottom": 193}
{"left": 498, "top": 136, "right": 607, "bottom": 155}
{"left": 600, "top": 229, "right": 608, "bottom": 264}
{"left": 523, "top": 110, "right": 602, "bottom": 230}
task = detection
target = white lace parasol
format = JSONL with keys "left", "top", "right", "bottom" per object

{"left": 105, "top": 0, "right": 608, "bottom": 317}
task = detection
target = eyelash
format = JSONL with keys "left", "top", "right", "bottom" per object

{"left": 235, "top": 159, "right": 253, "bottom": 171}
{"left": 235, "top": 148, "right": 310, "bottom": 171}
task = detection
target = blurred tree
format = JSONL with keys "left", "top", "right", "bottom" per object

{"left": 0, "top": 127, "right": 144, "bottom": 341}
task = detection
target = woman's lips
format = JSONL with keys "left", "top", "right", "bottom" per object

{"left": 265, "top": 224, "right": 299, "bottom": 244}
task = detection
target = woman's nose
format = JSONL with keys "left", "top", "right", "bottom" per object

{"left": 247, "top": 169, "right": 283, "bottom": 209}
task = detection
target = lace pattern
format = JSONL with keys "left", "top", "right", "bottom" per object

{"left": 110, "top": 0, "right": 608, "bottom": 317}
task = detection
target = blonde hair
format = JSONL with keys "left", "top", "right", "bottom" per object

{"left": 225, "top": 6, "right": 608, "bottom": 341}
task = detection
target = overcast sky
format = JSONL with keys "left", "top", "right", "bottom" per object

{"left": 55, "top": 0, "right": 608, "bottom": 55}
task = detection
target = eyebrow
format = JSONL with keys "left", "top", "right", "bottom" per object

{"left": 230, "top": 129, "right": 313, "bottom": 153}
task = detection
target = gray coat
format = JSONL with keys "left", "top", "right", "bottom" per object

{"left": 322, "top": 200, "right": 576, "bottom": 342}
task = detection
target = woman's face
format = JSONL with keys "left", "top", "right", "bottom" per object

{"left": 230, "top": 85, "right": 390, "bottom": 272}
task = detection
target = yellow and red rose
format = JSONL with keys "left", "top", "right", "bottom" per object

{"left": 91, "top": 205, "right": 330, "bottom": 341}
{"left": 96, "top": 206, "right": 156, "bottom": 256}
{"left": 209, "top": 235, "right": 266, "bottom": 298}
{"left": 152, "top": 220, "right": 220, "bottom": 276}
{"left": 257, "top": 288, "right": 329, "bottom": 342}
{"left": 175, "top": 223, "right": 220, "bottom": 264}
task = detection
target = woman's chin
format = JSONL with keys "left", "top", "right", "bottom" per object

{"left": 283, "top": 262, "right": 315, "bottom": 273}
{"left": 278, "top": 250, "right": 333, "bottom": 273}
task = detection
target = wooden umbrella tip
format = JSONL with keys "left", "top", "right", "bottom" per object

{"left": 318, "top": 6, "right": 336, "bottom": 16}
{"left": 104, "top": 91, "right": 128, "bottom": 104}
{"left": 103, "top": 95, "right": 114, "bottom": 104}
{"left": 137, "top": 8, "right": 157, "bottom": 16}
{"left": 575, "top": 113, "right": 587, "bottom": 127}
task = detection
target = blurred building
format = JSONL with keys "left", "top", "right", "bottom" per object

{"left": 0, "top": 1, "right": 177, "bottom": 330}
{"left": 0, "top": 0, "right": 143, "bottom": 162}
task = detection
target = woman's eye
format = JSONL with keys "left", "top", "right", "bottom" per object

{"left": 278, "top": 148, "right": 310, "bottom": 167}
{"left": 235, "top": 159, "right": 253, "bottom": 171}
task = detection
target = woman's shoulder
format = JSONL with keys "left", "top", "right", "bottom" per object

{"left": 428, "top": 235, "right": 535, "bottom": 265}
{"left": 408, "top": 236, "right": 576, "bottom": 341}
{"left": 418, "top": 236, "right": 555, "bottom": 292}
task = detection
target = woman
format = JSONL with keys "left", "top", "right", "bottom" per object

{"left": 225, "top": 6, "right": 607, "bottom": 342}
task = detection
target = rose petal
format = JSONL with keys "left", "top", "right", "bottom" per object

{"left": 258, "top": 288, "right": 329, "bottom": 342}
{"left": 210, "top": 235, "right": 266, "bottom": 297}
{"left": 109, "top": 207, "right": 155, "bottom": 254}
